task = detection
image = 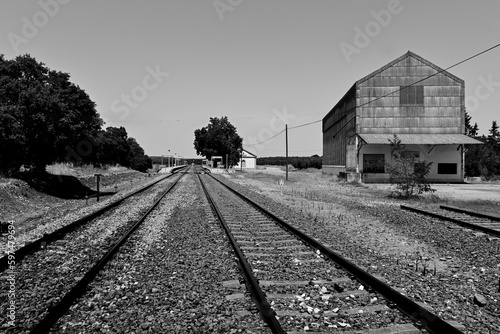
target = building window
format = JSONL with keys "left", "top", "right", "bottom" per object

{"left": 400, "top": 86, "right": 424, "bottom": 105}
{"left": 438, "top": 163, "right": 457, "bottom": 174}
{"left": 363, "top": 154, "right": 385, "bottom": 173}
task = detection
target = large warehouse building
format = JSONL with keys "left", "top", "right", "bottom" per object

{"left": 322, "top": 51, "right": 482, "bottom": 183}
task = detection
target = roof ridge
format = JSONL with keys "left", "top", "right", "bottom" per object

{"left": 356, "top": 51, "right": 464, "bottom": 85}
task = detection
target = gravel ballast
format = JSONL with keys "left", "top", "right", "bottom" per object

{"left": 0, "top": 173, "right": 169, "bottom": 255}
{"left": 52, "top": 174, "right": 271, "bottom": 334}
{"left": 201, "top": 174, "right": 420, "bottom": 333}
{"left": 217, "top": 171, "right": 500, "bottom": 334}
{"left": 3, "top": 167, "right": 498, "bottom": 333}
{"left": 0, "top": 176, "right": 181, "bottom": 333}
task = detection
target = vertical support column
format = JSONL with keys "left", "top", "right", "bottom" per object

{"left": 461, "top": 145, "right": 465, "bottom": 181}
{"left": 285, "top": 124, "right": 288, "bottom": 181}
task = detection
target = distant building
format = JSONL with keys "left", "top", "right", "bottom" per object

{"left": 208, "top": 156, "right": 223, "bottom": 168}
{"left": 322, "top": 51, "right": 482, "bottom": 183}
{"left": 235, "top": 149, "right": 257, "bottom": 170}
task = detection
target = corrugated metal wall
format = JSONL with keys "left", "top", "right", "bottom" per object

{"left": 323, "top": 85, "right": 356, "bottom": 165}
{"left": 356, "top": 55, "right": 465, "bottom": 135}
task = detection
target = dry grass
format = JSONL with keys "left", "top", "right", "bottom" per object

{"left": 224, "top": 167, "right": 500, "bottom": 273}
{"left": 232, "top": 166, "right": 500, "bottom": 219}
{"left": 46, "top": 163, "right": 129, "bottom": 177}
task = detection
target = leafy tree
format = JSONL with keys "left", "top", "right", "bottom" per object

{"left": 194, "top": 116, "right": 243, "bottom": 167}
{"left": 127, "top": 137, "right": 152, "bottom": 172}
{"left": 101, "top": 126, "right": 130, "bottom": 166}
{"left": 0, "top": 106, "right": 25, "bottom": 174}
{"left": 0, "top": 54, "right": 102, "bottom": 175}
{"left": 386, "top": 135, "right": 434, "bottom": 198}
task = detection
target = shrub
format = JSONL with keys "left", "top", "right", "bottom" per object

{"left": 386, "top": 135, "right": 435, "bottom": 198}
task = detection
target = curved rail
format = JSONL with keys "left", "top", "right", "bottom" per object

{"left": 208, "top": 174, "right": 464, "bottom": 334}
{"left": 401, "top": 204, "right": 500, "bottom": 238}
{"left": 0, "top": 167, "right": 187, "bottom": 272}
{"left": 30, "top": 169, "right": 188, "bottom": 334}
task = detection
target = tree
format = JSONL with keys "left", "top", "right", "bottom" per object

{"left": 100, "top": 126, "right": 130, "bottom": 166}
{"left": 194, "top": 116, "right": 243, "bottom": 167}
{"left": 127, "top": 137, "right": 152, "bottom": 172}
{"left": 386, "top": 135, "right": 434, "bottom": 198}
{"left": 0, "top": 106, "right": 25, "bottom": 174}
{"left": 488, "top": 120, "right": 499, "bottom": 144}
{"left": 0, "top": 54, "right": 102, "bottom": 175}
{"left": 464, "top": 108, "right": 479, "bottom": 137}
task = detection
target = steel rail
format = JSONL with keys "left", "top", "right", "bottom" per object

{"left": 30, "top": 169, "right": 187, "bottom": 334}
{"left": 197, "top": 173, "right": 285, "bottom": 334}
{"left": 402, "top": 205, "right": 500, "bottom": 238}
{"left": 0, "top": 167, "right": 187, "bottom": 272}
{"left": 209, "top": 174, "right": 464, "bottom": 334}
{"left": 440, "top": 205, "right": 500, "bottom": 222}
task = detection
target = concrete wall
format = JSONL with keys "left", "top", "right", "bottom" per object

{"left": 322, "top": 165, "right": 346, "bottom": 175}
{"left": 358, "top": 144, "right": 463, "bottom": 182}
{"left": 235, "top": 157, "right": 256, "bottom": 169}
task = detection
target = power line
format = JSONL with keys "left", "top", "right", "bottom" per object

{"left": 246, "top": 42, "right": 500, "bottom": 146}
{"left": 260, "top": 148, "right": 321, "bottom": 153}
{"left": 288, "top": 119, "right": 322, "bottom": 130}
{"left": 243, "top": 129, "right": 286, "bottom": 147}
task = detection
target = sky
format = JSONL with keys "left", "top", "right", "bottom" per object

{"left": 1, "top": 0, "right": 499, "bottom": 159}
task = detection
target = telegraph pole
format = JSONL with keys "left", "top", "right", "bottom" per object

{"left": 285, "top": 124, "right": 288, "bottom": 181}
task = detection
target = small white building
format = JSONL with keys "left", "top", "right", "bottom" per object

{"left": 235, "top": 149, "right": 257, "bottom": 170}
{"left": 208, "top": 156, "right": 223, "bottom": 168}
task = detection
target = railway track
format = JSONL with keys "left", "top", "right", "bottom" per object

{"left": 0, "top": 167, "right": 187, "bottom": 272}
{"left": 2, "top": 168, "right": 187, "bottom": 333}
{"left": 198, "top": 171, "right": 466, "bottom": 333}
{"left": 47, "top": 167, "right": 270, "bottom": 333}
{"left": 401, "top": 205, "right": 500, "bottom": 238}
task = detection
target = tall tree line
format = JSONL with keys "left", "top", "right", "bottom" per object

{"left": 0, "top": 54, "right": 151, "bottom": 175}
{"left": 256, "top": 156, "right": 322, "bottom": 169}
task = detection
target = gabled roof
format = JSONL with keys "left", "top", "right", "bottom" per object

{"left": 241, "top": 149, "right": 257, "bottom": 157}
{"left": 356, "top": 51, "right": 464, "bottom": 85}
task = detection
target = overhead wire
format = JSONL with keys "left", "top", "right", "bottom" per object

{"left": 243, "top": 43, "right": 500, "bottom": 148}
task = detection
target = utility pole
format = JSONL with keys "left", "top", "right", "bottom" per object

{"left": 95, "top": 174, "right": 102, "bottom": 202}
{"left": 285, "top": 124, "right": 288, "bottom": 181}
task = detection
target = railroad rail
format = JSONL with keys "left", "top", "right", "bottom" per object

{"left": 29, "top": 168, "right": 188, "bottom": 333}
{"left": 198, "top": 172, "right": 465, "bottom": 334}
{"left": 401, "top": 204, "right": 500, "bottom": 238}
{"left": 0, "top": 166, "right": 187, "bottom": 272}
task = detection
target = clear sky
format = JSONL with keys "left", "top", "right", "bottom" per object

{"left": 1, "top": 0, "right": 499, "bottom": 159}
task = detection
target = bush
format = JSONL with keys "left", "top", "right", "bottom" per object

{"left": 386, "top": 135, "right": 435, "bottom": 198}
